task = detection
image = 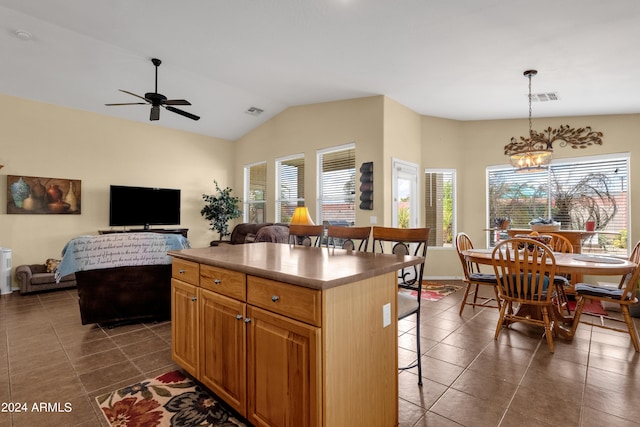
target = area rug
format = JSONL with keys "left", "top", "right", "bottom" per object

{"left": 568, "top": 299, "right": 607, "bottom": 316}
{"left": 409, "top": 282, "right": 462, "bottom": 301}
{"left": 96, "top": 370, "right": 247, "bottom": 427}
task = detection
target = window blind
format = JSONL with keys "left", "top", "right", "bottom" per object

{"left": 487, "top": 155, "right": 629, "bottom": 253}
{"left": 276, "top": 155, "right": 305, "bottom": 222}
{"left": 244, "top": 162, "right": 267, "bottom": 223}
{"left": 425, "top": 169, "right": 455, "bottom": 247}
{"left": 317, "top": 144, "right": 356, "bottom": 225}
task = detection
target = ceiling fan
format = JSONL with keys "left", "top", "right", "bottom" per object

{"left": 106, "top": 58, "right": 200, "bottom": 121}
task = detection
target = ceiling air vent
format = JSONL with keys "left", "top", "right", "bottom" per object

{"left": 530, "top": 92, "right": 559, "bottom": 102}
{"left": 245, "top": 106, "right": 264, "bottom": 116}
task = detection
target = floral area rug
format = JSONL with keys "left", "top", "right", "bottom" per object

{"left": 408, "top": 282, "right": 462, "bottom": 301}
{"left": 96, "top": 370, "right": 247, "bottom": 427}
{"left": 568, "top": 299, "right": 607, "bottom": 316}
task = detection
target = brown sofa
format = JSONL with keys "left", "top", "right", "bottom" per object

{"left": 212, "top": 223, "right": 290, "bottom": 245}
{"left": 15, "top": 264, "right": 77, "bottom": 294}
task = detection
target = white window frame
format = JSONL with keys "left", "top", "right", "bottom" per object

{"left": 424, "top": 168, "right": 456, "bottom": 249}
{"left": 275, "top": 153, "right": 305, "bottom": 223}
{"left": 316, "top": 143, "right": 356, "bottom": 225}
{"left": 486, "top": 153, "right": 630, "bottom": 254}
{"left": 243, "top": 161, "right": 267, "bottom": 223}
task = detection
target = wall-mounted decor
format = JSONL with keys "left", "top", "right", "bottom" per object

{"left": 359, "top": 161, "right": 373, "bottom": 210}
{"left": 7, "top": 175, "right": 81, "bottom": 214}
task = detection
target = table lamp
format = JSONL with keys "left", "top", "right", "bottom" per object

{"left": 290, "top": 206, "right": 315, "bottom": 225}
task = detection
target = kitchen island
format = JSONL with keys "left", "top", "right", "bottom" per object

{"left": 169, "top": 242, "right": 423, "bottom": 427}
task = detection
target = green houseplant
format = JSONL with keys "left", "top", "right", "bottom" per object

{"left": 201, "top": 181, "right": 242, "bottom": 239}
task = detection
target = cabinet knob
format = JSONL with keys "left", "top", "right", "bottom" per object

{"left": 271, "top": 295, "right": 280, "bottom": 302}
{"left": 236, "top": 314, "right": 243, "bottom": 320}
{"left": 214, "top": 279, "right": 222, "bottom": 284}
{"left": 244, "top": 318, "right": 252, "bottom": 323}
{"left": 191, "top": 296, "right": 197, "bottom": 302}
{"left": 179, "top": 269, "right": 186, "bottom": 274}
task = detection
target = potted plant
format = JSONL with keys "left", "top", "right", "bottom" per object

{"left": 493, "top": 216, "right": 511, "bottom": 230}
{"left": 201, "top": 180, "right": 242, "bottom": 240}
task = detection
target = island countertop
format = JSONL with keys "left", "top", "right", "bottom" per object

{"left": 169, "top": 242, "right": 423, "bottom": 290}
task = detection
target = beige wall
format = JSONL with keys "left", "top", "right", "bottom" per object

{"left": 0, "top": 94, "right": 234, "bottom": 285}
{"left": 2, "top": 92, "right": 638, "bottom": 286}
{"left": 234, "top": 96, "right": 385, "bottom": 226}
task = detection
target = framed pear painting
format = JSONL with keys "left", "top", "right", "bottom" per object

{"left": 7, "top": 175, "right": 81, "bottom": 214}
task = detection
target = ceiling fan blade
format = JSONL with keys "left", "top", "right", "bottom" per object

{"left": 166, "top": 106, "right": 200, "bottom": 121}
{"left": 164, "top": 99, "right": 191, "bottom": 106}
{"left": 150, "top": 106, "right": 160, "bottom": 121}
{"left": 119, "top": 89, "right": 150, "bottom": 103}
{"left": 105, "top": 102, "right": 147, "bottom": 106}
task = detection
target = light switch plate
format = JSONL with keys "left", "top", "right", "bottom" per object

{"left": 382, "top": 303, "right": 391, "bottom": 327}
{"left": 370, "top": 216, "right": 377, "bottom": 224}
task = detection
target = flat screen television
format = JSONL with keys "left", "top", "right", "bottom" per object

{"left": 109, "top": 185, "right": 181, "bottom": 228}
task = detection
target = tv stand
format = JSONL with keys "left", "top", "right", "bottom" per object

{"left": 99, "top": 228, "right": 188, "bottom": 238}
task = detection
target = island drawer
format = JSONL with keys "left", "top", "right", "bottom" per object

{"left": 247, "top": 276, "right": 321, "bottom": 326}
{"left": 172, "top": 258, "right": 199, "bottom": 285}
{"left": 201, "top": 264, "right": 246, "bottom": 300}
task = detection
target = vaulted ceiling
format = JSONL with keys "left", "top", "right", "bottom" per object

{"left": 2, "top": 0, "right": 639, "bottom": 140}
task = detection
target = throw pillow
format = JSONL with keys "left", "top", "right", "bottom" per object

{"left": 46, "top": 258, "right": 61, "bottom": 273}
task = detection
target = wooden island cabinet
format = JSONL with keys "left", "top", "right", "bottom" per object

{"left": 169, "top": 242, "right": 423, "bottom": 427}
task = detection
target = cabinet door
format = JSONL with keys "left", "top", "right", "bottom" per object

{"left": 247, "top": 306, "right": 321, "bottom": 427}
{"left": 171, "top": 278, "right": 199, "bottom": 377}
{"left": 199, "top": 288, "right": 247, "bottom": 416}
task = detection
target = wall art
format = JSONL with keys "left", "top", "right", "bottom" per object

{"left": 7, "top": 175, "right": 81, "bottom": 214}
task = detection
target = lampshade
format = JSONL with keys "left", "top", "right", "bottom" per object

{"left": 290, "top": 207, "right": 315, "bottom": 225}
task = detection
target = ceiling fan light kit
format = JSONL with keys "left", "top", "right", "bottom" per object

{"left": 105, "top": 58, "right": 200, "bottom": 121}
{"left": 504, "top": 69, "right": 603, "bottom": 172}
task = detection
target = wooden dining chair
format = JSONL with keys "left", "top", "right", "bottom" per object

{"left": 545, "top": 233, "right": 574, "bottom": 254}
{"left": 455, "top": 232, "right": 501, "bottom": 316}
{"left": 325, "top": 225, "right": 371, "bottom": 251}
{"left": 288, "top": 224, "right": 325, "bottom": 247}
{"left": 372, "top": 226, "right": 430, "bottom": 385}
{"left": 544, "top": 232, "right": 575, "bottom": 316}
{"left": 572, "top": 240, "right": 640, "bottom": 352}
{"left": 492, "top": 237, "right": 558, "bottom": 352}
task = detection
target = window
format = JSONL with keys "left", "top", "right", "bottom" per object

{"left": 276, "top": 154, "right": 305, "bottom": 222}
{"left": 243, "top": 162, "right": 267, "bottom": 223}
{"left": 317, "top": 144, "right": 356, "bottom": 225}
{"left": 487, "top": 154, "right": 630, "bottom": 254}
{"left": 424, "top": 169, "right": 456, "bottom": 247}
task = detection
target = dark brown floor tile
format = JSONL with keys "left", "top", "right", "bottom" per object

{"left": 426, "top": 342, "right": 480, "bottom": 368}
{"left": 398, "top": 371, "right": 447, "bottom": 409}
{"left": 119, "top": 336, "right": 169, "bottom": 359}
{"left": 509, "top": 384, "right": 580, "bottom": 427}
{"left": 108, "top": 327, "right": 158, "bottom": 347}
{"left": 580, "top": 405, "right": 639, "bottom": 427}
{"left": 11, "top": 395, "right": 98, "bottom": 427}
{"left": 8, "top": 346, "right": 69, "bottom": 375}
{"left": 420, "top": 356, "right": 465, "bottom": 387}
{"left": 519, "top": 366, "right": 583, "bottom": 405}
{"left": 78, "top": 360, "right": 141, "bottom": 393}
{"left": 430, "top": 388, "right": 505, "bottom": 426}
{"left": 528, "top": 351, "right": 587, "bottom": 383}
{"left": 451, "top": 369, "right": 517, "bottom": 407}
{"left": 398, "top": 398, "right": 426, "bottom": 427}
{"left": 130, "top": 347, "right": 175, "bottom": 374}
{"left": 10, "top": 368, "right": 85, "bottom": 402}
{"left": 64, "top": 337, "right": 118, "bottom": 360}
{"left": 466, "top": 353, "right": 529, "bottom": 385}
{"left": 500, "top": 407, "right": 556, "bottom": 426}
{"left": 582, "top": 383, "right": 637, "bottom": 422}
{"left": 585, "top": 365, "right": 640, "bottom": 395}
{"left": 71, "top": 348, "right": 128, "bottom": 374}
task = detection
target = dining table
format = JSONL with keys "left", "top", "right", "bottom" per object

{"left": 462, "top": 248, "right": 637, "bottom": 338}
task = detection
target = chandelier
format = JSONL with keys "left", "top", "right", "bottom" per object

{"left": 504, "top": 70, "right": 604, "bottom": 172}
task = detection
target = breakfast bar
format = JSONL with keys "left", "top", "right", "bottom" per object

{"left": 169, "top": 242, "right": 423, "bottom": 427}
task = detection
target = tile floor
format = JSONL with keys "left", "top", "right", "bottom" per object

{"left": 0, "top": 283, "right": 639, "bottom": 427}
